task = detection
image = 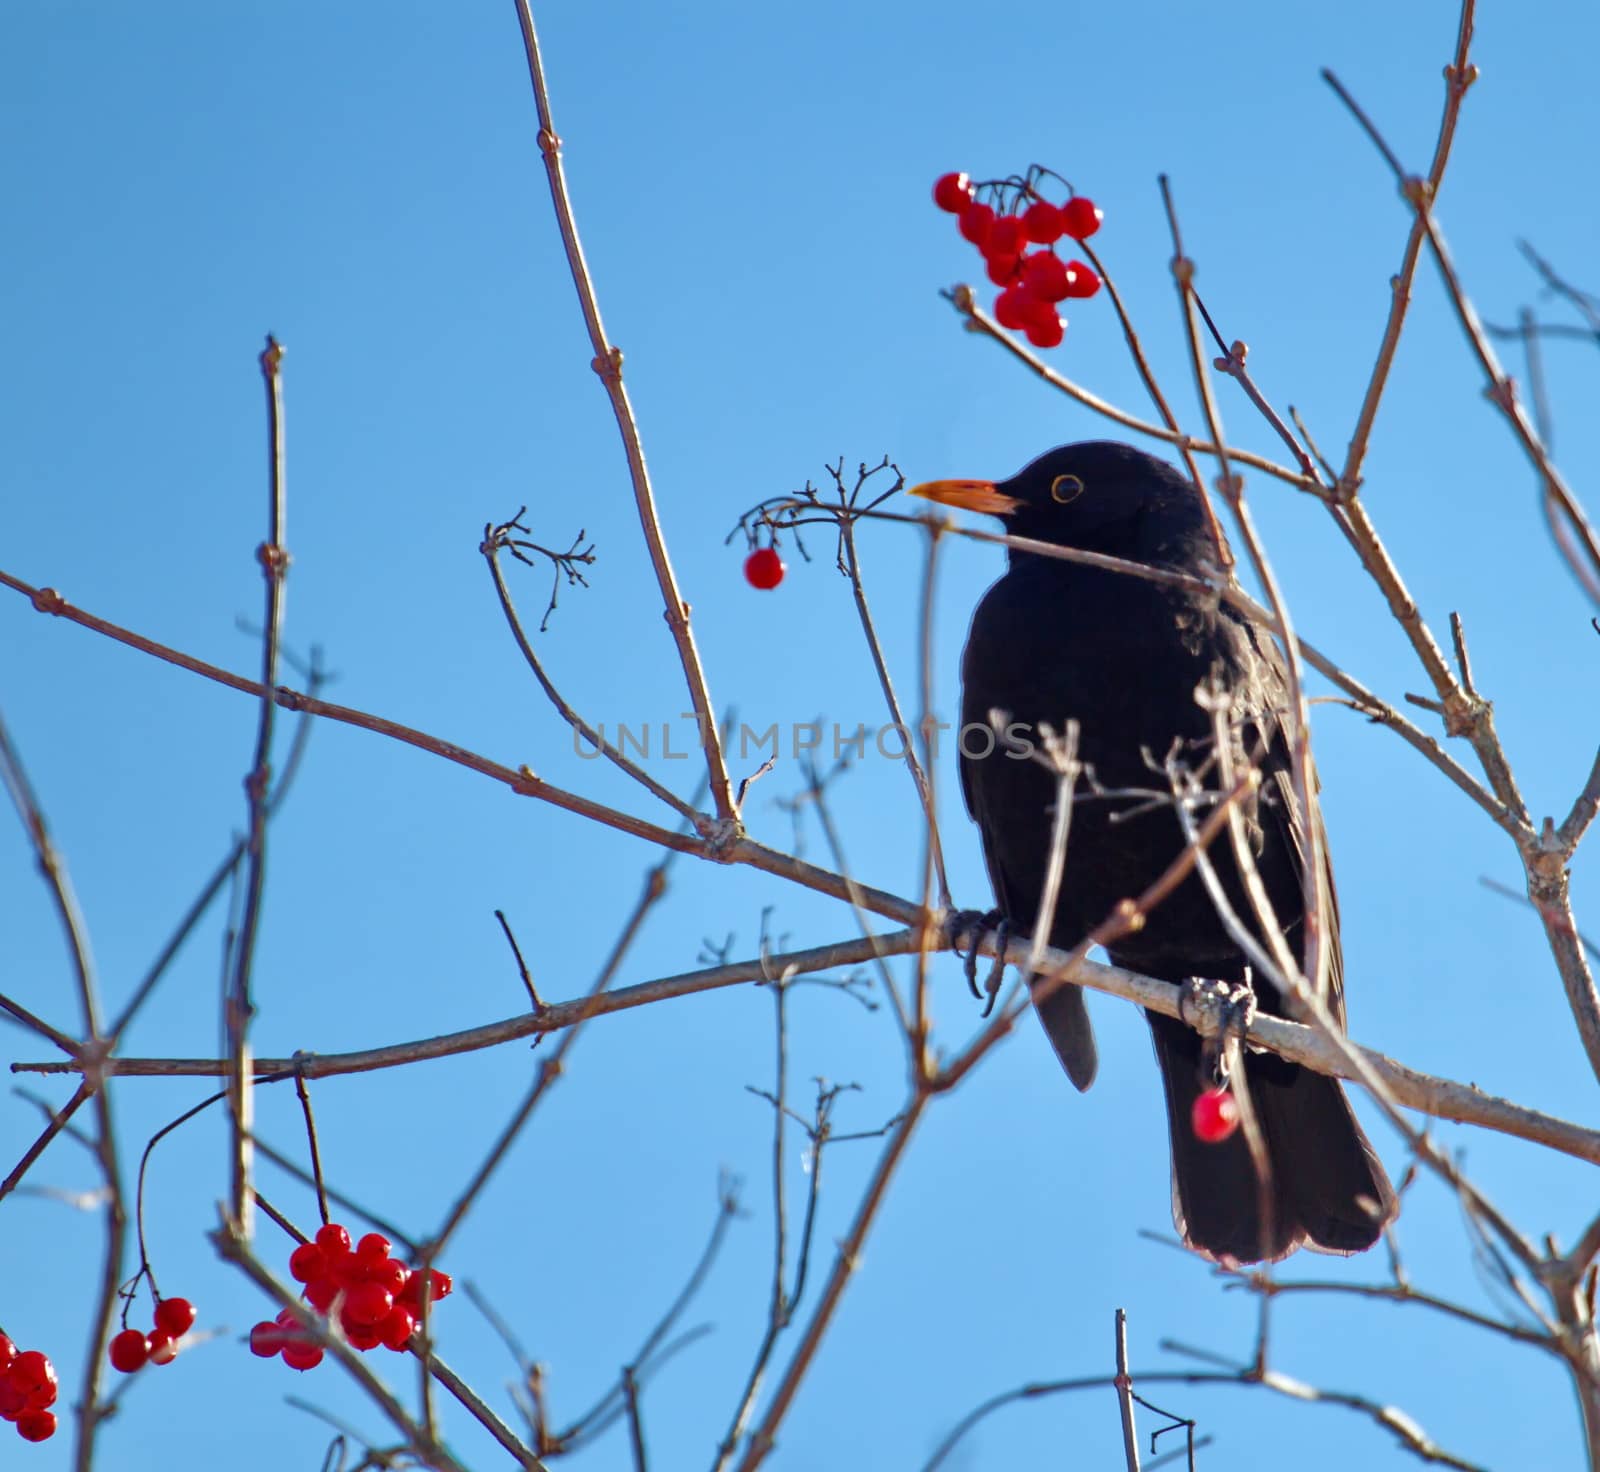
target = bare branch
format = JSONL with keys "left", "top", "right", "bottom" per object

{"left": 508, "top": 0, "right": 736, "bottom": 823}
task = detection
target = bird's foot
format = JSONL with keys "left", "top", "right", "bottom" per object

{"left": 1179, "top": 976, "right": 1256, "bottom": 1088}
{"left": 944, "top": 907, "right": 1009, "bottom": 1013}
{"left": 1177, "top": 976, "right": 1257, "bottom": 1042}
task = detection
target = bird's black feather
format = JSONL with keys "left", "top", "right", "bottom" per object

{"left": 951, "top": 441, "right": 1396, "bottom": 1262}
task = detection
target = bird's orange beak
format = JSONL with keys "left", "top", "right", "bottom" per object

{"left": 906, "top": 478, "right": 1023, "bottom": 517}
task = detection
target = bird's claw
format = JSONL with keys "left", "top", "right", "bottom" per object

{"left": 1179, "top": 975, "right": 1257, "bottom": 1088}
{"left": 1177, "top": 976, "right": 1256, "bottom": 1041}
{"left": 944, "top": 907, "right": 1009, "bottom": 1009}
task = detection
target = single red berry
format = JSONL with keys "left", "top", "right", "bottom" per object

{"left": 0, "top": 1334, "right": 14, "bottom": 1372}
{"left": 985, "top": 253, "right": 1020, "bottom": 286}
{"left": 957, "top": 201, "right": 995, "bottom": 248}
{"left": 249, "top": 1321, "right": 284, "bottom": 1358}
{"left": 1023, "top": 200, "right": 1065, "bottom": 244}
{"left": 743, "top": 547, "right": 784, "bottom": 590}
{"left": 986, "top": 215, "right": 1027, "bottom": 258}
{"left": 1021, "top": 252, "right": 1071, "bottom": 302}
{"left": 1061, "top": 263, "right": 1086, "bottom": 296}
{"left": 288, "top": 1242, "right": 325, "bottom": 1283}
{"left": 108, "top": 1330, "right": 149, "bottom": 1374}
{"left": 364, "top": 1258, "right": 410, "bottom": 1295}
{"left": 1061, "top": 261, "right": 1101, "bottom": 299}
{"left": 343, "top": 1283, "right": 393, "bottom": 1329}
{"left": 146, "top": 1331, "right": 178, "bottom": 1367}
{"left": 355, "top": 1233, "right": 391, "bottom": 1265}
{"left": 993, "top": 288, "right": 1031, "bottom": 331}
{"left": 153, "top": 1297, "right": 196, "bottom": 1338}
{"left": 932, "top": 171, "right": 972, "bottom": 213}
{"left": 1024, "top": 312, "right": 1065, "bottom": 349}
{"left": 6, "top": 1352, "right": 53, "bottom": 1398}
{"left": 1060, "top": 196, "right": 1103, "bottom": 239}
{"left": 1191, "top": 1088, "right": 1240, "bottom": 1144}
{"left": 16, "top": 1409, "right": 55, "bottom": 1443}
{"left": 315, "top": 1222, "right": 352, "bottom": 1256}
{"left": 280, "top": 1340, "right": 324, "bottom": 1372}
{"left": 401, "top": 1268, "right": 453, "bottom": 1307}
{"left": 379, "top": 1305, "right": 417, "bottom": 1352}
{"left": 345, "top": 1322, "right": 384, "bottom": 1352}
{"left": 303, "top": 1277, "right": 341, "bottom": 1313}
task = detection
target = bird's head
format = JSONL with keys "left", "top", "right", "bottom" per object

{"left": 908, "top": 440, "right": 1210, "bottom": 565}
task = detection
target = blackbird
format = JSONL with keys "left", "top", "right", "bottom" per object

{"left": 910, "top": 440, "right": 1396, "bottom": 1262}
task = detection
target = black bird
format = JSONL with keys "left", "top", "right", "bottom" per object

{"left": 910, "top": 441, "right": 1396, "bottom": 1262}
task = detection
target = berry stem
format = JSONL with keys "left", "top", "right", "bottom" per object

{"left": 294, "top": 1071, "right": 332, "bottom": 1227}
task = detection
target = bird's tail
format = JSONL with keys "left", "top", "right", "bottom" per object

{"left": 1147, "top": 1011, "right": 1396, "bottom": 1262}
{"left": 1031, "top": 976, "right": 1098, "bottom": 1091}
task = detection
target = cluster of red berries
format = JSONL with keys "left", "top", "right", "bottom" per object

{"left": 249, "top": 1223, "right": 453, "bottom": 1372}
{"left": 744, "top": 546, "right": 785, "bottom": 590}
{"left": 1191, "top": 1087, "right": 1240, "bottom": 1144}
{"left": 932, "top": 172, "right": 1104, "bottom": 349}
{"left": 108, "top": 1295, "right": 196, "bottom": 1375}
{"left": 0, "top": 1335, "right": 58, "bottom": 1443}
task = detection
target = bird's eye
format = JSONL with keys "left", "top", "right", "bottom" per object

{"left": 1050, "top": 474, "right": 1085, "bottom": 504}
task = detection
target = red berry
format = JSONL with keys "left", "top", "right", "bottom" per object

{"left": 355, "top": 1233, "right": 391, "bottom": 1265}
{"left": 343, "top": 1283, "right": 393, "bottom": 1328}
{"left": 345, "top": 1322, "right": 384, "bottom": 1352}
{"left": 0, "top": 1334, "right": 14, "bottom": 1373}
{"left": 932, "top": 171, "right": 972, "bottom": 213}
{"left": 379, "top": 1305, "right": 417, "bottom": 1352}
{"left": 957, "top": 201, "right": 995, "bottom": 248}
{"left": 304, "top": 1276, "right": 340, "bottom": 1313}
{"left": 288, "top": 1242, "right": 325, "bottom": 1283}
{"left": 993, "top": 288, "right": 1031, "bottom": 331}
{"left": 1060, "top": 196, "right": 1103, "bottom": 239}
{"left": 1191, "top": 1088, "right": 1240, "bottom": 1144}
{"left": 1023, "top": 200, "right": 1064, "bottom": 244}
{"left": 1061, "top": 261, "right": 1102, "bottom": 299}
{"left": 401, "top": 1268, "right": 452, "bottom": 1307}
{"left": 146, "top": 1331, "right": 178, "bottom": 1366}
{"left": 1021, "top": 252, "right": 1071, "bottom": 302}
{"left": 986, "top": 215, "right": 1026, "bottom": 258}
{"left": 6, "top": 1352, "right": 53, "bottom": 1399}
{"left": 315, "top": 1222, "right": 351, "bottom": 1256}
{"left": 280, "top": 1340, "right": 323, "bottom": 1372}
{"left": 743, "top": 547, "right": 784, "bottom": 590}
{"left": 249, "top": 1321, "right": 284, "bottom": 1358}
{"left": 985, "top": 254, "right": 1020, "bottom": 286}
{"left": 0, "top": 1384, "right": 22, "bottom": 1422}
{"left": 154, "top": 1297, "right": 196, "bottom": 1337}
{"left": 1024, "top": 312, "right": 1065, "bottom": 349}
{"left": 364, "top": 1258, "right": 410, "bottom": 1295}
{"left": 108, "top": 1329, "right": 149, "bottom": 1374}
{"left": 16, "top": 1409, "right": 55, "bottom": 1442}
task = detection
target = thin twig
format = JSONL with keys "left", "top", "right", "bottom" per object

{"left": 1115, "top": 1309, "right": 1141, "bottom": 1472}
{"left": 509, "top": 0, "right": 736, "bottom": 822}
{"left": 227, "top": 335, "right": 290, "bottom": 1240}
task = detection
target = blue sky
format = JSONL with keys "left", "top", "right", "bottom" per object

{"left": 3, "top": 2, "right": 1599, "bottom": 1468}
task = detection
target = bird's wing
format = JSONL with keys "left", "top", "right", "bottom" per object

{"left": 1231, "top": 612, "right": 1347, "bottom": 1028}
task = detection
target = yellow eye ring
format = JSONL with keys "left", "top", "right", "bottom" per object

{"left": 1050, "top": 474, "right": 1085, "bottom": 504}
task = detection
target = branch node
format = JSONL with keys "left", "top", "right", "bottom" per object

{"left": 255, "top": 542, "right": 291, "bottom": 579}
{"left": 1401, "top": 175, "right": 1432, "bottom": 210}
